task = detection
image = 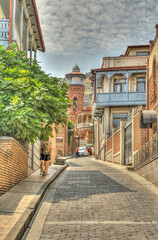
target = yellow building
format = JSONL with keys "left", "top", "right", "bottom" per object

{"left": 92, "top": 45, "right": 149, "bottom": 163}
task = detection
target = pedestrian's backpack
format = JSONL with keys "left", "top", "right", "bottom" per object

{"left": 42, "top": 142, "right": 50, "bottom": 155}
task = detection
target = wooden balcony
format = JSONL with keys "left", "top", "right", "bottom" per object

{"left": 93, "top": 91, "right": 146, "bottom": 116}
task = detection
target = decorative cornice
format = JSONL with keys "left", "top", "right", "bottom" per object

{"left": 31, "top": 0, "right": 45, "bottom": 52}
{"left": 93, "top": 66, "right": 147, "bottom": 72}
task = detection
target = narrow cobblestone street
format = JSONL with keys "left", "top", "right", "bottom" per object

{"left": 25, "top": 157, "right": 158, "bottom": 240}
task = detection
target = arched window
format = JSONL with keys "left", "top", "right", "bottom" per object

{"left": 73, "top": 97, "right": 77, "bottom": 111}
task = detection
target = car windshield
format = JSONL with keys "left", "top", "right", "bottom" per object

{"left": 78, "top": 147, "right": 86, "bottom": 151}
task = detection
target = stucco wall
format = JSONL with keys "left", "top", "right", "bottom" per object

{"left": 28, "top": 141, "right": 40, "bottom": 176}
{"left": 103, "top": 55, "right": 148, "bottom": 68}
{"left": 106, "top": 150, "right": 112, "bottom": 162}
{"left": 113, "top": 153, "right": 120, "bottom": 164}
{"left": 0, "top": 0, "right": 9, "bottom": 19}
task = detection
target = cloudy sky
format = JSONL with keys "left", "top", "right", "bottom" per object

{"left": 36, "top": 0, "right": 158, "bottom": 78}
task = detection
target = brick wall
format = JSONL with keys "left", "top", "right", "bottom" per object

{"left": 68, "top": 85, "right": 85, "bottom": 112}
{"left": 113, "top": 130, "right": 120, "bottom": 155}
{"left": 0, "top": 137, "right": 28, "bottom": 195}
{"left": 107, "top": 137, "right": 112, "bottom": 152}
{"left": 134, "top": 113, "right": 147, "bottom": 152}
{"left": 134, "top": 114, "right": 140, "bottom": 151}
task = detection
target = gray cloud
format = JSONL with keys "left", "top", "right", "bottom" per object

{"left": 36, "top": 0, "right": 158, "bottom": 77}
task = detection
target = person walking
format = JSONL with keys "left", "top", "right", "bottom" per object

{"left": 87, "top": 147, "right": 91, "bottom": 156}
{"left": 75, "top": 147, "right": 79, "bottom": 157}
{"left": 40, "top": 139, "right": 52, "bottom": 176}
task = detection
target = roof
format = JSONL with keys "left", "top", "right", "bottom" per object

{"left": 125, "top": 45, "right": 149, "bottom": 56}
{"left": 31, "top": 0, "right": 45, "bottom": 52}
{"left": 92, "top": 65, "right": 147, "bottom": 72}
{"left": 66, "top": 72, "right": 86, "bottom": 76}
{"left": 72, "top": 64, "right": 80, "bottom": 72}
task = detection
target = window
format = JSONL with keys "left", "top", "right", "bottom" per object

{"left": 136, "top": 52, "right": 149, "bottom": 56}
{"left": 113, "top": 113, "right": 128, "bottom": 127}
{"left": 89, "top": 116, "right": 92, "bottom": 123}
{"left": 73, "top": 97, "right": 77, "bottom": 111}
{"left": 114, "top": 79, "right": 127, "bottom": 92}
{"left": 137, "top": 78, "right": 145, "bottom": 92}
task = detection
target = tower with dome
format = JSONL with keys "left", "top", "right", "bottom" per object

{"left": 66, "top": 64, "right": 86, "bottom": 116}
{"left": 55, "top": 64, "right": 93, "bottom": 157}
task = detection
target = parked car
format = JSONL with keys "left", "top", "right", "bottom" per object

{"left": 78, "top": 146, "right": 88, "bottom": 157}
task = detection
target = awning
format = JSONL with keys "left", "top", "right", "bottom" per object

{"left": 142, "top": 110, "right": 157, "bottom": 124}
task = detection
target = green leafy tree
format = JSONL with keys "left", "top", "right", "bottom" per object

{"left": 68, "top": 120, "right": 75, "bottom": 146}
{"left": 0, "top": 44, "right": 70, "bottom": 144}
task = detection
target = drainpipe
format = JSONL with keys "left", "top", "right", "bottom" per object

{"left": 9, "top": 0, "right": 13, "bottom": 45}
{"left": 12, "top": 0, "right": 16, "bottom": 42}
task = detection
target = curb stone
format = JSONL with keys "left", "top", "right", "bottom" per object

{"left": 5, "top": 164, "right": 68, "bottom": 240}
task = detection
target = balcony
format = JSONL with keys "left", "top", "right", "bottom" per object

{"left": 77, "top": 122, "right": 93, "bottom": 129}
{"left": 80, "top": 139, "right": 93, "bottom": 145}
{"left": 0, "top": 20, "right": 9, "bottom": 48}
{"left": 93, "top": 91, "right": 146, "bottom": 116}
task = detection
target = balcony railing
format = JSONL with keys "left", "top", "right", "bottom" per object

{"left": 97, "top": 92, "right": 146, "bottom": 106}
{"left": 0, "top": 19, "right": 9, "bottom": 48}
{"left": 77, "top": 122, "right": 93, "bottom": 129}
{"left": 80, "top": 139, "right": 93, "bottom": 145}
{"left": 134, "top": 132, "right": 158, "bottom": 169}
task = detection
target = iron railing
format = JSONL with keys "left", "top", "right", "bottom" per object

{"left": 80, "top": 139, "right": 93, "bottom": 145}
{"left": 0, "top": 19, "right": 9, "bottom": 40}
{"left": 77, "top": 122, "right": 93, "bottom": 129}
{"left": 134, "top": 132, "right": 158, "bottom": 169}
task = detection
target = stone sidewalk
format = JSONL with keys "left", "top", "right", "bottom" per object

{"left": 0, "top": 164, "right": 68, "bottom": 240}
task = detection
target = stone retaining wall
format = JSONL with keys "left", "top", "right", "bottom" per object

{"left": 136, "top": 158, "right": 158, "bottom": 187}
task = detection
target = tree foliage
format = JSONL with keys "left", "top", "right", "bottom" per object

{"left": 0, "top": 44, "right": 70, "bottom": 143}
{"left": 68, "top": 120, "right": 75, "bottom": 146}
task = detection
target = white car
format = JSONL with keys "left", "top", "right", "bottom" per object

{"left": 78, "top": 147, "right": 88, "bottom": 157}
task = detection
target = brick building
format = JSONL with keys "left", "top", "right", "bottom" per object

{"left": 56, "top": 64, "right": 93, "bottom": 156}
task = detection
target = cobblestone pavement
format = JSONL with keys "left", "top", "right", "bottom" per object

{"left": 26, "top": 157, "right": 158, "bottom": 240}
